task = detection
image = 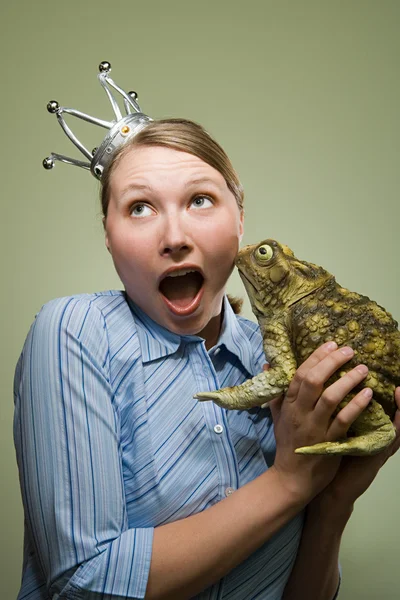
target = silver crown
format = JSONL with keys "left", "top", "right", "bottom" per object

{"left": 43, "top": 61, "right": 153, "bottom": 180}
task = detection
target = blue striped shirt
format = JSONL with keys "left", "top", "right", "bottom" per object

{"left": 14, "top": 291, "right": 304, "bottom": 599}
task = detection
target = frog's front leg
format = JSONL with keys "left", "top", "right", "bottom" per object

{"left": 195, "top": 322, "right": 297, "bottom": 410}
{"left": 194, "top": 367, "right": 291, "bottom": 410}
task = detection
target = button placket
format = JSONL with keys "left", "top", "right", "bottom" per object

{"left": 193, "top": 343, "right": 240, "bottom": 499}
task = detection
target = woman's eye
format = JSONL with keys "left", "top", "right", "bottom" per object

{"left": 191, "top": 195, "right": 213, "bottom": 209}
{"left": 130, "top": 203, "right": 153, "bottom": 218}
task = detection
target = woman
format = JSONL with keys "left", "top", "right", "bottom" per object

{"left": 14, "top": 119, "right": 400, "bottom": 599}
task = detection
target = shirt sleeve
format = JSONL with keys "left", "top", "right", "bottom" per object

{"left": 13, "top": 296, "right": 154, "bottom": 599}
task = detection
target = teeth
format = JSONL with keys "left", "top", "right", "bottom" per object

{"left": 167, "top": 269, "right": 197, "bottom": 278}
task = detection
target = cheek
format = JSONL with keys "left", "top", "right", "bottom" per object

{"left": 203, "top": 229, "right": 241, "bottom": 269}
{"left": 108, "top": 230, "right": 149, "bottom": 273}
{"left": 201, "top": 209, "right": 242, "bottom": 247}
{"left": 219, "top": 213, "right": 242, "bottom": 248}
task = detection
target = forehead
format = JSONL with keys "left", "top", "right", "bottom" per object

{"left": 109, "top": 145, "right": 228, "bottom": 193}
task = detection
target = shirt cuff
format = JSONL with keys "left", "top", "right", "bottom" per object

{"left": 60, "top": 527, "right": 154, "bottom": 599}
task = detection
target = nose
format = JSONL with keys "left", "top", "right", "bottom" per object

{"left": 159, "top": 212, "right": 192, "bottom": 257}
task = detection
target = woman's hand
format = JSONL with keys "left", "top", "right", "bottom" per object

{"left": 313, "top": 386, "right": 400, "bottom": 510}
{"left": 268, "top": 341, "right": 374, "bottom": 504}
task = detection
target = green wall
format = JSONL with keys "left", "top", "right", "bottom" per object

{"left": 2, "top": 1, "right": 399, "bottom": 597}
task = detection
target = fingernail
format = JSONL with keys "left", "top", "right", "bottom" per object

{"left": 363, "top": 388, "right": 373, "bottom": 398}
{"left": 326, "top": 341, "right": 338, "bottom": 350}
{"left": 356, "top": 364, "right": 368, "bottom": 375}
{"left": 340, "top": 346, "right": 354, "bottom": 356}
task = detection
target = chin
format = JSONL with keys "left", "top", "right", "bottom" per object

{"left": 166, "top": 315, "right": 206, "bottom": 336}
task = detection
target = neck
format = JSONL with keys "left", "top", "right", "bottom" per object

{"left": 199, "top": 309, "right": 224, "bottom": 350}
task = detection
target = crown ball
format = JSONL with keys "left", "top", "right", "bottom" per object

{"left": 43, "top": 62, "right": 150, "bottom": 178}
{"left": 43, "top": 157, "right": 55, "bottom": 170}
{"left": 47, "top": 100, "right": 59, "bottom": 114}
{"left": 99, "top": 61, "right": 111, "bottom": 73}
{"left": 94, "top": 165, "right": 103, "bottom": 178}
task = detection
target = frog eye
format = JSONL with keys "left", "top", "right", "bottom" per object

{"left": 255, "top": 244, "right": 274, "bottom": 261}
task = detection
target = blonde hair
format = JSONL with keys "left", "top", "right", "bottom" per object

{"left": 100, "top": 118, "right": 244, "bottom": 313}
{"left": 100, "top": 118, "right": 244, "bottom": 217}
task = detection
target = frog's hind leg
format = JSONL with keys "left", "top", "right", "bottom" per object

{"left": 295, "top": 399, "right": 396, "bottom": 456}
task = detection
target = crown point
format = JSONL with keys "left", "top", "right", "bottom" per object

{"left": 99, "top": 61, "right": 111, "bottom": 73}
{"left": 47, "top": 100, "right": 59, "bottom": 114}
{"left": 43, "top": 157, "right": 55, "bottom": 170}
{"left": 44, "top": 62, "right": 150, "bottom": 178}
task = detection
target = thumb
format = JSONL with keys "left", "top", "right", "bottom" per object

{"left": 268, "top": 394, "right": 284, "bottom": 423}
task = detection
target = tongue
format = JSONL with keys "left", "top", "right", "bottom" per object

{"left": 160, "top": 272, "right": 203, "bottom": 308}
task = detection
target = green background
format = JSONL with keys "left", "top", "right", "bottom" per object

{"left": 2, "top": 1, "right": 399, "bottom": 597}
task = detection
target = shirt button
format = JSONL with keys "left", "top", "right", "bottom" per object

{"left": 225, "top": 487, "right": 235, "bottom": 497}
{"left": 214, "top": 424, "right": 224, "bottom": 434}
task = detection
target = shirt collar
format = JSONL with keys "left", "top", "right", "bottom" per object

{"left": 126, "top": 294, "right": 257, "bottom": 374}
{"left": 126, "top": 296, "right": 182, "bottom": 363}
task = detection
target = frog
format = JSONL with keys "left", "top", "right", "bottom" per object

{"left": 195, "top": 239, "right": 399, "bottom": 456}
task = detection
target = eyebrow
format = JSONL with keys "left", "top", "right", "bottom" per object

{"left": 119, "top": 176, "right": 224, "bottom": 199}
{"left": 120, "top": 182, "right": 154, "bottom": 196}
{"left": 184, "top": 176, "right": 224, "bottom": 190}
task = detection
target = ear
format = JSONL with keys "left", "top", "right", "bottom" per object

{"left": 105, "top": 236, "right": 111, "bottom": 254}
{"left": 239, "top": 210, "right": 244, "bottom": 242}
{"left": 103, "top": 218, "right": 111, "bottom": 254}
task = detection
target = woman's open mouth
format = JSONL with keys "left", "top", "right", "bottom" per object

{"left": 159, "top": 268, "right": 204, "bottom": 316}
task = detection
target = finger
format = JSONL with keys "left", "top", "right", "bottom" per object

{"left": 395, "top": 386, "right": 400, "bottom": 411}
{"left": 288, "top": 346, "right": 355, "bottom": 407}
{"left": 268, "top": 394, "right": 284, "bottom": 420}
{"left": 388, "top": 387, "right": 400, "bottom": 457}
{"left": 286, "top": 341, "right": 338, "bottom": 400}
{"left": 389, "top": 436, "right": 400, "bottom": 458}
{"left": 327, "top": 387, "right": 373, "bottom": 440}
{"left": 314, "top": 364, "right": 369, "bottom": 419}
{"left": 393, "top": 387, "right": 400, "bottom": 434}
